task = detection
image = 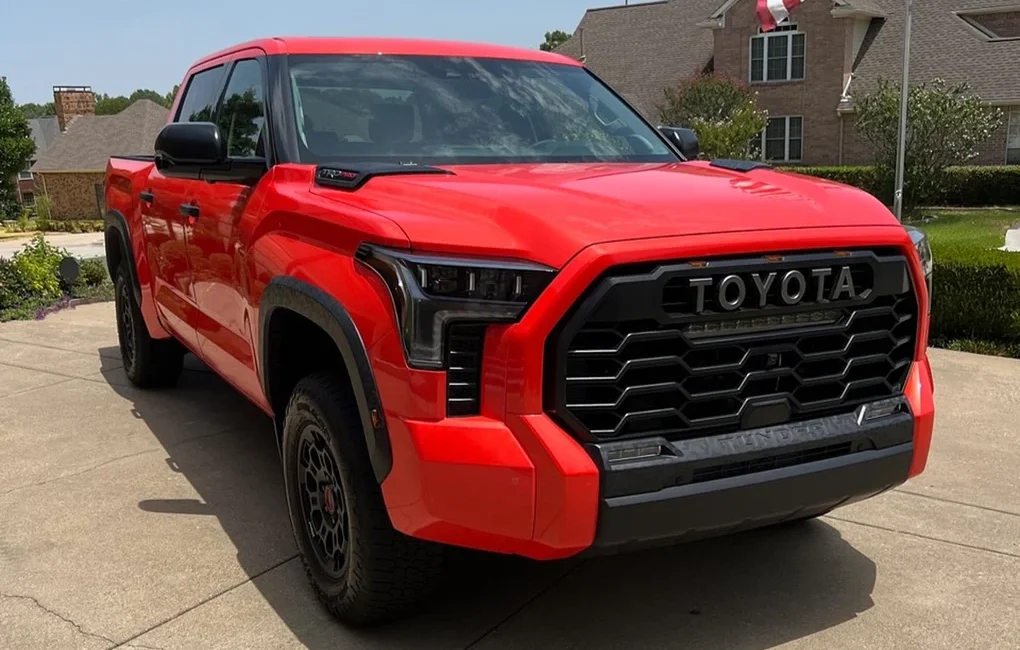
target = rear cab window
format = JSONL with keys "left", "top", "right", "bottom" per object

{"left": 175, "top": 65, "right": 227, "bottom": 123}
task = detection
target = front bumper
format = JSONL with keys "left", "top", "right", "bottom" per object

{"left": 589, "top": 403, "right": 913, "bottom": 554}
{"left": 381, "top": 357, "right": 934, "bottom": 560}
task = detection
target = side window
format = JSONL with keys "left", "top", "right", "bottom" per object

{"left": 176, "top": 66, "right": 226, "bottom": 123}
{"left": 216, "top": 59, "right": 266, "bottom": 158}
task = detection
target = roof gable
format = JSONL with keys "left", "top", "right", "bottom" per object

{"left": 31, "top": 100, "right": 169, "bottom": 173}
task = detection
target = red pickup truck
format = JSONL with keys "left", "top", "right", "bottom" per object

{"left": 105, "top": 37, "right": 935, "bottom": 625}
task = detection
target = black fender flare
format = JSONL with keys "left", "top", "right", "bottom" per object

{"left": 258, "top": 276, "right": 393, "bottom": 483}
{"left": 103, "top": 210, "right": 142, "bottom": 304}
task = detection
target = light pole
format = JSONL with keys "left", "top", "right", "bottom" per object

{"left": 893, "top": 0, "right": 913, "bottom": 221}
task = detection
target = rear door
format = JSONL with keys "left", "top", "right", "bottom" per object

{"left": 142, "top": 63, "right": 228, "bottom": 350}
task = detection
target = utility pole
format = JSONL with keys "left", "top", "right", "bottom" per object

{"left": 893, "top": 0, "right": 913, "bottom": 221}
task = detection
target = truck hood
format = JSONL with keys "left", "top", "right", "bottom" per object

{"left": 314, "top": 161, "right": 898, "bottom": 268}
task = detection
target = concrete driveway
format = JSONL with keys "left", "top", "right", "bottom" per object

{"left": 1, "top": 302, "right": 1017, "bottom": 650}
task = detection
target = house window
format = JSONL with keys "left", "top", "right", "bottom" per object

{"left": 22, "top": 192, "right": 35, "bottom": 207}
{"left": 1008, "top": 109, "right": 1020, "bottom": 165}
{"left": 750, "top": 24, "right": 806, "bottom": 82}
{"left": 18, "top": 164, "right": 32, "bottom": 180}
{"left": 752, "top": 116, "right": 803, "bottom": 162}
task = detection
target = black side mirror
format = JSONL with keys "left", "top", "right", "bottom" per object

{"left": 155, "top": 122, "right": 226, "bottom": 167}
{"left": 657, "top": 126, "right": 700, "bottom": 161}
{"left": 155, "top": 122, "right": 265, "bottom": 184}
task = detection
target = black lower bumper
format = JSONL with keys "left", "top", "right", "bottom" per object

{"left": 586, "top": 400, "right": 914, "bottom": 554}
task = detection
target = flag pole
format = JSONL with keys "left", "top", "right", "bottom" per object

{"left": 893, "top": 0, "right": 913, "bottom": 221}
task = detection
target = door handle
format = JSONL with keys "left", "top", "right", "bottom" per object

{"left": 179, "top": 203, "right": 200, "bottom": 219}
{"left": 139, "top": 190, "right": 155, "bottom": 203}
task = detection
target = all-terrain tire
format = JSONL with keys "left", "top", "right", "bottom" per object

{"left": 282, "top": 371, "right": 444, "bottom": 626}
{"left": 114, "top": 269, "right": 184, "bottom": 388}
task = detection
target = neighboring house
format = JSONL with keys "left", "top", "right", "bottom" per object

{"left": 32, "top": 98, "right": 168, "bottom": 219}
{"left": 558, "top": 0, "right": 1020, "bottom": 166}
{"left": 13, "top": 116, "right": 60, "bottom": 210}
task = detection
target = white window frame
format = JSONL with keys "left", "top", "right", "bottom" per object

{"left": 749, "top": 24, "right": 806, "bottom": 83}
{"left": 1007, "top": 108, "right": 1020, "bottom": 165}
{"left": 18, "top": 165, "right": 33, "bottom": 180}
{"left": 754, "top": 116, "right": 803, "bottom": 163}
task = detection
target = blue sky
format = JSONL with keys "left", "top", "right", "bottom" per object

{"left": 3, "top": 0, "right": 596, "bottom": 105}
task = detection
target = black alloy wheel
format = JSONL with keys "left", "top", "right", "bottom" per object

{"left": 297, "top": 424, "right": 350, "bottom": 578}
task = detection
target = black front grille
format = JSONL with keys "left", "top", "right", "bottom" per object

{"left": 546, "top": 250, "right": 918, "bottom": 442}
{"left": 446, "top": 324, "right": 485, "bottom": 417}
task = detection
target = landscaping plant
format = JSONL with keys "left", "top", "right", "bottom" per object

{"left": 854, "top": 79, "right": 1001, "bottom": 213}
{"left": 657, "top": 73, "right": 768, "bottom": 160}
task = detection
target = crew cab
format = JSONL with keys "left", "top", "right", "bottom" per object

{"left": 104, "top": 37, "right": 935, "bottom": 625}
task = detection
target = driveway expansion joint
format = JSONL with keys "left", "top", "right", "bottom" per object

{"left": 826, "top": 515, "right": 1020, "bottom": 560}
{"left": 2, "top": 592, "right": 116, "bottom": 647}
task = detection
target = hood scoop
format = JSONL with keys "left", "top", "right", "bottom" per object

{"left": 315, "top": 162, "right": 454, "bottom": 191}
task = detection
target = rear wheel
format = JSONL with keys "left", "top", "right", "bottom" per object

{"left": 282, "top": 372, "right": 443, "bottom": 626}
{"left": 114, "top": 269, "right": 184, "bottom": 388}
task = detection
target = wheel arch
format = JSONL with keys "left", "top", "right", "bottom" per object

{"left": 103, "top": 210, "right": 141, "bottom": 304}
{"left": 259, "top": 276, "right": 393, "bottom": 483}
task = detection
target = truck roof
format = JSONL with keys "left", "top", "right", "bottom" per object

{"left": 193, "top": 37, "right": 582, "bottom": 68}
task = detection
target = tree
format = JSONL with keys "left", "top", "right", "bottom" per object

{"left": 95, "top": 88, "right": 175, "bottom": 115}
{"left": 18, "top": 102, "right": 55, "bottom": 119}
{"left": 165, "top": 85, "right": 180, "bottom": 107}
{"left": 657, "top": 73, "right": 767, "bottom": 160}
{"left": 855, "top": 78, "right": 1002, "bottom": 212}
{"left": 539, "top": 30, "right": 571, "bottom": 52}
{"left": 0, "top": 77, "right": 37, "bottom": 219}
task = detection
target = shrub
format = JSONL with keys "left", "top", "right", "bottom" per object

{"left": 657, "top": 73, "right": 768, "bottom": 160}
{"left": 0, "top": 257, "right": 31, "bottom": 309}
{"left": 9, "top": 234, "right": 69, "bottom": 302}
{"left": 928, "top": 243, "right": 1020, "bottom": 344}
{"left": 79, "top": 257, "right": 108, "bottom": 287}
{"left": 789, "top": 165, "right": 1020, "bottom": 208}
{"left": 854, "top": 78, "right": 1002, "bottom": 213}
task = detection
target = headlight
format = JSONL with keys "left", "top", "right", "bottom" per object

{"left": 356, "top": 244, "right": 556, "bottom": 369}
{"left": 905, "top": 225, "right": 933, "bottom": 309}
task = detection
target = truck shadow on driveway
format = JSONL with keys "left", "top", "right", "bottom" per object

{"left": 98, "top": 348, "right": 877, "bottom": 649}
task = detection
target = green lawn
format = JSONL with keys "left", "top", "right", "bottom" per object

{"left": 913, "top": 209, "right": 1019, "bottom": 249}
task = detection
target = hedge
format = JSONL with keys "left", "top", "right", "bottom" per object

{"left": 787, "top": 165, "right": 1020, "bottom": 208}
{"left": 928, "top": 242, "right": 1020, "bottom": 344}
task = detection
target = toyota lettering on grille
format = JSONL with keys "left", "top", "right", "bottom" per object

{"left": 687, "top": 266, "right": 867, "bottom": 314}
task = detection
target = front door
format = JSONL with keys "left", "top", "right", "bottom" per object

{"left": 184, "top": 56, "right": 269, "bottom": 404}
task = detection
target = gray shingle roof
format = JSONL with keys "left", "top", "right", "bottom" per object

{"left": 28, "top": 116, "right": 61, "bottom": 161}
{"left": 556, "top": 0, "right": 720, "bottom": 118}
{"left": 848, "top": 0, "right": 1020, "bottom": 104}
{"left": 31, "top": 100, "right": 169, "bottom": 172}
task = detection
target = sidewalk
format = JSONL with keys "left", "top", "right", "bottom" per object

{"left": 0, "top": 232, "right": 105, "bottom": 260}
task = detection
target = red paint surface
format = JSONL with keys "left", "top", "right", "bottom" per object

{"left": 104, "top": 38, "right": 936, "bottom": 559}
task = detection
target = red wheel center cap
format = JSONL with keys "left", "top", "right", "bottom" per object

{"left": 323, "top": 486, "right": 336, "bottom": 514}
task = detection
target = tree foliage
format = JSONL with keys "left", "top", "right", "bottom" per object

{"left": 657, "top": 73, "right": 768, "bottom": 160}
{"left": 96, "top": 88, "right": 176, "bottom": 115}
{"left": 854, "top": 78, "right": 1002, "bottom": 212}
{"left": 0, "top": 77, "right": 36, "bottom": 219}
{"left": 18, "top": 102, "right": 55, "bottom": 119}
{"left": 539, "top": 30, "right": 571, "bottom": 52}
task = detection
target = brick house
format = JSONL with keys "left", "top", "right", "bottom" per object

{"left": 13, "top": 116, "right": 61, "bottom": 210}
{"left": 558, "top": 0, "right": 1020, "bottom": 166}
{"left": 31, "top": 88, "right": 168, "bottom": 219}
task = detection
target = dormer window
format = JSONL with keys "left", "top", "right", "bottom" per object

{"left": 750, "top": 23, "right": 806, "bottom": 82}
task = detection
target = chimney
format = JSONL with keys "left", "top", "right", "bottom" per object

{"left": 53, "top": 86, "right": 96, "bottom": 131}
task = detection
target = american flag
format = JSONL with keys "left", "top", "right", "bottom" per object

{"left": 757, "top": 0, "right": 808, "bottom": 32}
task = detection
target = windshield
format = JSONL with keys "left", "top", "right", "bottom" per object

{"left": 287, "top": 54, "right": 677, "bottom": 165}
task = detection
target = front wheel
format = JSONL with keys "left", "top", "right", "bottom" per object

{"left": 282, "top": 372, "right": 444, "bottom": 626}
{"left": 114, "top": 269, "right": 184, "bottom": 388}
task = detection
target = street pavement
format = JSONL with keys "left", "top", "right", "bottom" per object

{"left": 0, "top": 302, "right": 1017, "bottom": 649}
{"left": 0, "top": 232, "right": 105, "bottom": 260}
